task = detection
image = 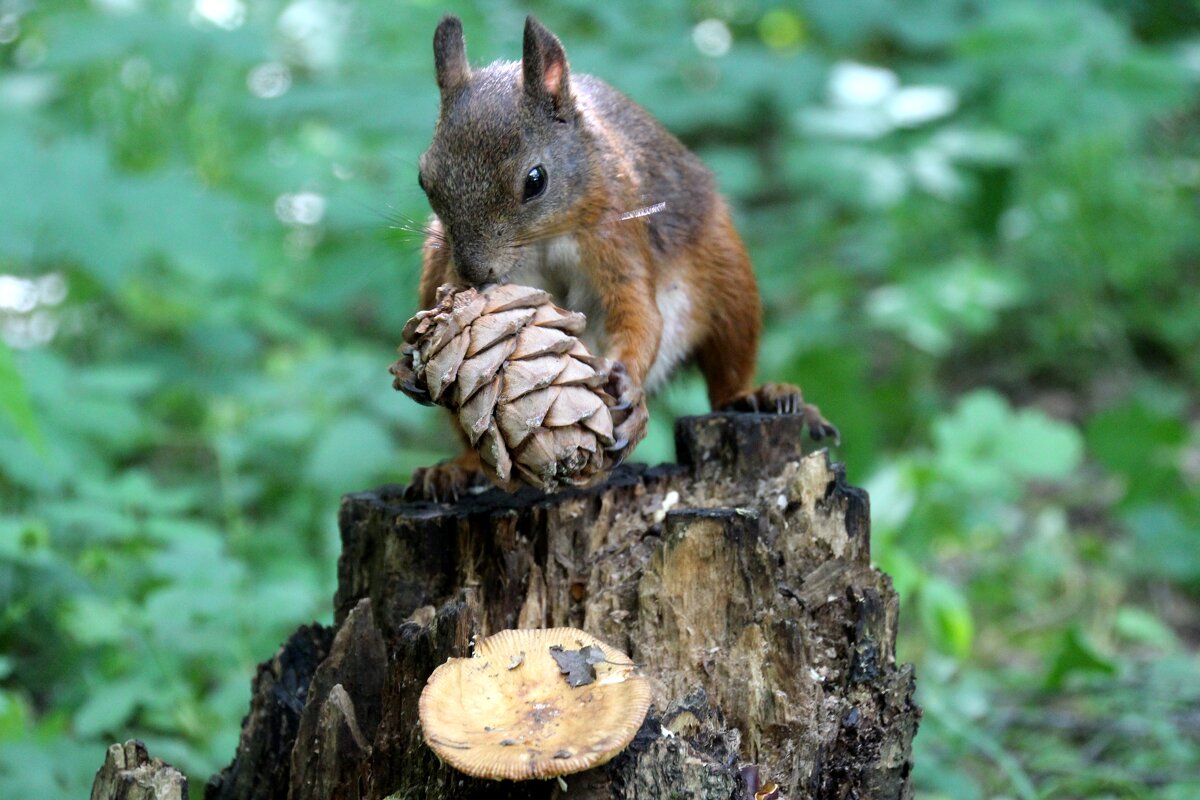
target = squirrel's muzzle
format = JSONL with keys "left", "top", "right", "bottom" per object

{"left": 453, "top": 243, "right": 495, "bottom": 285}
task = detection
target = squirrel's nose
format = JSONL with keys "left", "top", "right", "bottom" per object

{"left": 453, "top": 246, "right": 492, "bottom": 285}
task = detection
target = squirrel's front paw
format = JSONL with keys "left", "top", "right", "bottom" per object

{"left": 603, "top": 361, "right": 648, "bottom": 465}
{"left": 721, "top": 383, "right": 840, "bottom": 444}
{"left": 389, "top": 355, "right": 433, "bottom": 406}
{"left": 404, "top": 452, "right": 490, "bottom": 502}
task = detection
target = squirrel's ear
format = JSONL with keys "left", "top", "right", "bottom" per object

{"left": 433, "top": 15, "right": 470, "bottom": 95}
{"left": 522, "top": 16, "right": 573, "bottom": 118}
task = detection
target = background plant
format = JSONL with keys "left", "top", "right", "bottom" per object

{"left": 1, "top": 0, "right": 1197, "bottom": 797}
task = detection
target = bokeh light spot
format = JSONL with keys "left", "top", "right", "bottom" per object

{"left": 758, "top": 9, "right": 806, "bottom": 51}
{"left": 692, "top": 19, "right": 732, "bottom": 58}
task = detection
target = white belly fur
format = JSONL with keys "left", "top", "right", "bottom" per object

{"left": 644, "top": 279, "right": 693, "bottom": 393}
{"left": 509, "top": 235, "right": 693, "bottom": 394}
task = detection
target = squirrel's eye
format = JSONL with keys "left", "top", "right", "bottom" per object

{"left": 523, "top": 165, "right": 547, "bottom": 202}
{"left": 418, "top": 173, "right": 428, "bottom": 193}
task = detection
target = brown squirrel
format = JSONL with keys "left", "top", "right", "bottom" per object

{"left": 408, "top": 14, "right": 836, "bottom": 499}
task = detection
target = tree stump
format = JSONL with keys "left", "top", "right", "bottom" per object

{"left": 96, "top": 412, "right": 920, "bottom": 800}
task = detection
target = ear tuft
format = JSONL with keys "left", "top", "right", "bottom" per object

{"left": 434, "top": 15, "right": 470, "bottom": 94}
{"left": 523, "top": 15, "right": 572, "bottom": 116}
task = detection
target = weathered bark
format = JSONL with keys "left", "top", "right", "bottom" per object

{"left": 97, "top": 411, "right": 920, "bottom": 800}
{"left": 91, "top": 740, "right": 187, "bottom": 800}
{"left": 204, "top": 624, "right": 334, "bottom": 800}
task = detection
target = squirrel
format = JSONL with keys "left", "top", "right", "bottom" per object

{"left": 407, "top": 14, "right": 837, "bottom": 499}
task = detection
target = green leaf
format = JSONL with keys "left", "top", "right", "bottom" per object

{"left": 61, "top": 597, "right": 128, "bottom": 647}
{"left": 0, "top": 341, "right": 43, "bottom": 450}
{"left": 919, "top": 578, "right": 974, "bottom": 659}
{"left": 1086, "top": 397, "right": 1188, "bottom": 508}
{"left": 73, "top": 679, "right": 141, "bottom": 738}
{"left": 932, "top": 390, "right": 1083, "bottom": 496}
{"left": 0, "top": 688, "right": 29, "bottom": 739}
{"left": 866, "top": 259, "right": 1024, "bottom": 356}
{"left": 1044, "top": 626, "right": 1117, "bottom": 689}
{"left": 305, "top": 415, "right": 397, "bottom": 491}
{"left": 1113, "top": 606, "right": 1178, "bottom": 651}
{"left": 1121, "top": 504, "right": 1200, "bottom": 585}
{"left": 1003, "top": 406, "right": 1084, "bottom": 480}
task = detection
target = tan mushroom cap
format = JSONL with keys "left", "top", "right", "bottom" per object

{"left": 418, "top": 628, "right": 651, "bottom": 780}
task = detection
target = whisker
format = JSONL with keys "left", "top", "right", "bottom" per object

{"left": 381, "top": 226, "right": 446, "bottom": 256}
{"left": 345, "top": 198, "right": 439, "bottom": 275}
{"left": 381, "top": 209, "right": 447, "bottom": 251}
{"left": 509, "top": 221, "right": 578, "bottom": 248}
{"left": 384, "top": 213, "right": 431, "bottom": 232}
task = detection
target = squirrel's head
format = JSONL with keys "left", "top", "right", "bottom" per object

{"left": 418, "top": 15, "right": 589, "bottom": 285}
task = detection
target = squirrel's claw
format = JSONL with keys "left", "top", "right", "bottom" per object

{"left": 781, "top": 392, "right": 800, "bottom": 415}
{"left": 721, "top": 383, "right": 839, "bottom": 445}
{"left": 605, "top": 436, "right": 630, "bottom": 455}
{"left": 404, "top": 453, "right": 489, "bottom": 502}
{"left": 603, "top": 360, "right": 647, "bottom": 466}
{"left": 390, "top": 357, "right": 435, "bottom": 406}
{"left": 807, "top": 416, "right": 841, "bottom": 445}
{"left": 399, "top": 379, "right": 434, "bottom": 406}
{"left": 606, "top": 400, "right": 648, "bottom": 465}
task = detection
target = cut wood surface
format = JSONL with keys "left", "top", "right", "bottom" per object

{"left": 94, "top": 411, "right": 920, "bottom": 800}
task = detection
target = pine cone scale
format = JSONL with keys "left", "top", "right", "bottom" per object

{"left": 511, "top": 325, "right": 575, "bottom": 360}
{"left": 424, "top": 331, "right": 469, "bottom": 402}
{"left": 394, "top": 283, "right": 648, "bottom": 492}
{"left": 453, "top": 339, "right": 513, "bottom": 403}
{"left": 498, "top": 354, "right": 569, "bottom": 405}
{"left": 481, "top": 285, "right": 552, "bottom": 313}
{"left": 467, "top": 307, "right": 536, "bottom": 356}
{"left": 496, "top": 387, "right": 555, "bottom": 449}
{"left": 457, "top": 377, "right": 501, "bottom": 444}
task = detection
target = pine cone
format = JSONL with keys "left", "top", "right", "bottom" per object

{"left": 391, "top": 284, "right": 641, "bottom": 492}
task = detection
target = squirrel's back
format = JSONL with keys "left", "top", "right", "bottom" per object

{"left": 570, "top": 73, "right": 716, "bottom": 256}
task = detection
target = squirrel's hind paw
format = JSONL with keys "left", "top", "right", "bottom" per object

{"left": 404, "top": 452, "right": 490, "bottom": 503}
{"left": 721, "top": 383, "right": 840, "bottom": 445}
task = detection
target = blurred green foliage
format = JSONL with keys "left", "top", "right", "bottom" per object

{"left": 1, "top": 0, "right": 1198, "bottom": 796}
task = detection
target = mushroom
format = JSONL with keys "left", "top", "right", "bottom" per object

{"left": 418, "top": 627, "right": 651, "bottom": 780}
